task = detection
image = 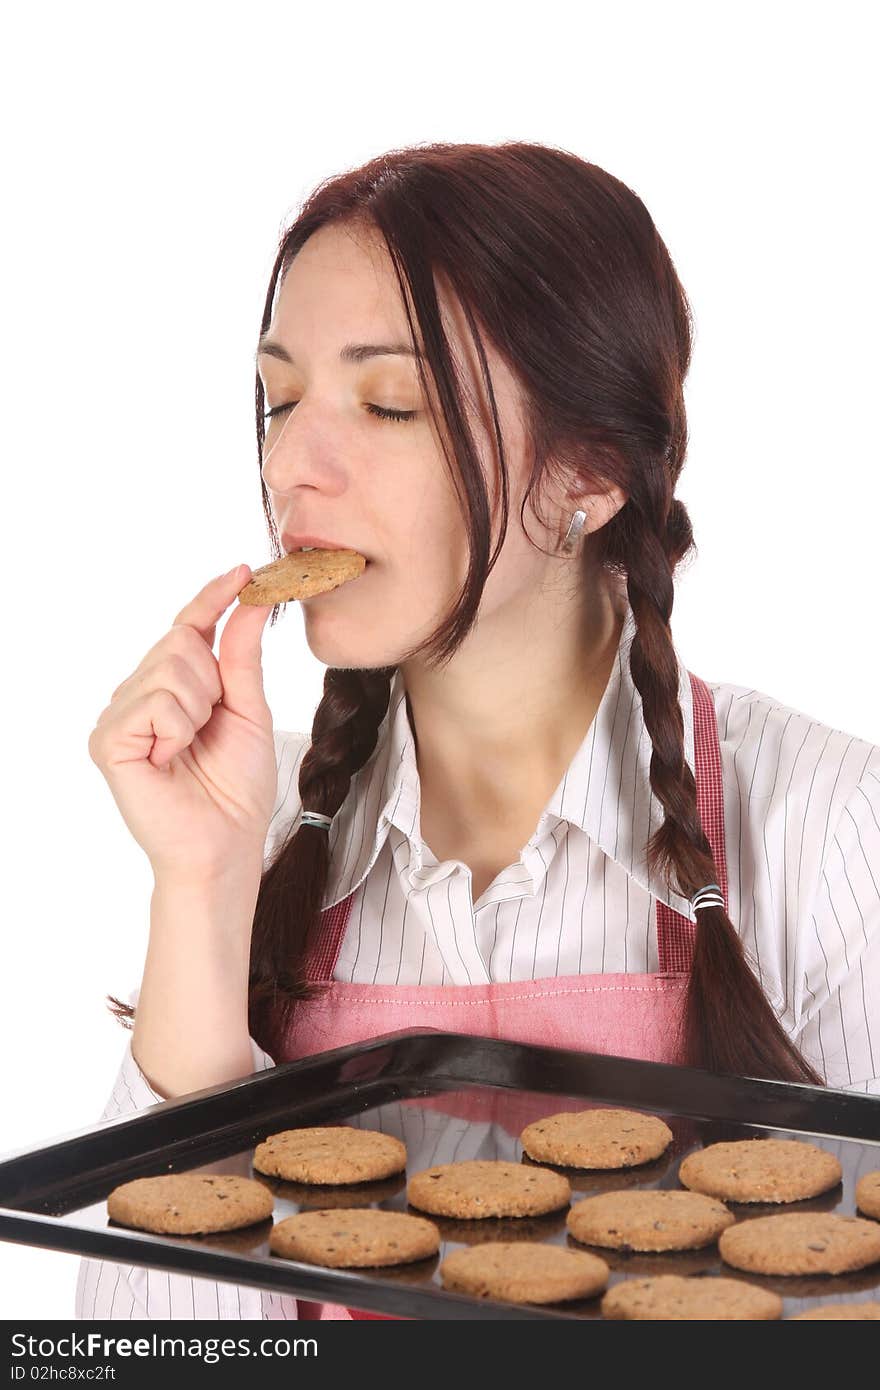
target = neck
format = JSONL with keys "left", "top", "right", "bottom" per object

{"left": 401, "top": 573, "right": 627, "bottom": 843}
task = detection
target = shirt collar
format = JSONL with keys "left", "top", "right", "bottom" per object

{"left": 320, "top": 597, "right": 698, "bottom": 923}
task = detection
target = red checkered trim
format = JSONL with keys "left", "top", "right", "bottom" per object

{"left": 302, "top": 893, "right": 354, "bottom": 984}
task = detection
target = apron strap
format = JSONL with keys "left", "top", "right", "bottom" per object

{"left": 655, "top": 670, "right": 729, "bottom": 972}
{"left": 305, "top": 669, "right": 728, "bottom": 982}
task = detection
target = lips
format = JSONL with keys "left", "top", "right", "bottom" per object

{"left": 281, "top": 532, "right": 369, "bottom": 558}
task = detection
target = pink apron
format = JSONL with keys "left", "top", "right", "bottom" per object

{"left": 278, "top": 671, "right": 727, "bottom": 1320}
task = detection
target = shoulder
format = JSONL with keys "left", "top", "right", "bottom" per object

{"left": 702, "top": 676, "right": 880, "bottom": 827}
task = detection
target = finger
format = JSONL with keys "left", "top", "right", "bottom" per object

{"left": 107, "top": 653, "right": 219, "bottom": 736}
{"left": 171, "top": 564, "right": 252, "bottom": 647}
{"left": 103, "top": 626, "right": 224, "bottom": 720}
{"left": 93, "top": 688, "right": 194, "bottom": 772}
{"left": 98, "top": 564, "right": 254, "bottom": 736}
{"left": 146, "top": 689, "right": 197, "bottom": 770}
{"left": 215, "top": 592, "right": 274, "bottom": 724}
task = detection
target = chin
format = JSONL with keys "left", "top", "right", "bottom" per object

{"left": 301, "top": 618, "right": 399, "bottom": 673}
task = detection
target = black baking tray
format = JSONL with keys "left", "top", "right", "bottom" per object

{"left": 1, "top": 1029, "right": 879, "bottom": 1320}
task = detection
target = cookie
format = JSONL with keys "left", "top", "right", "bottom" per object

{"left": 520, "top": 1109, "right": 673, "bottom": 1170}
{"left": 566, "top": 1189, "right": 735, "bottom": 1252}
{"left": 269, "top": 1208, "right": 439, "bottom": 1268}
{"left": 792, "top": 1301, "right": 880, "bottom": 1319}
{"left": 855, "top": 1171, "right": 880, "bottom": 1219}
{"left": 439, "top": 1242, "right": 609, "bottom": 1304}
{"left": 719, "top": 1212, "right": 880, "bottom": 1275}
{"left": 107, "top": 1174, "right": 274, "bottom": 1235}
{"left": 407, "top": 1160, "right": 570, "bottom": 1218}
{"left": 238, "top": 548, "right": 366, "bottom": 605}
{"left": 252, "top": 1126, "right": 406, "bottom": 1185}
{"left": 678, "top": 1139, "right": 842, "bottom": 1203}
{"left": 601, "top": 1274, "right": 782, "bottom": 1320}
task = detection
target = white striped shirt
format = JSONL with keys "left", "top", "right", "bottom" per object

{"left": 76, "top": 600, "right": 880, "bottom": 1319}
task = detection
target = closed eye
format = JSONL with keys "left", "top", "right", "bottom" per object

{"left": 262, "top": 402, "right": 417, "bottom": 424}
{"left": 365, "top": 404, "right": 417, "bottom": 423}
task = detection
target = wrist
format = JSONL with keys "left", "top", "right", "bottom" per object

{"left": 149, "top": 862, "right": 264, "bottom": 954}
{"left": 150, "top": 853, "right": 265, "bottom": 895}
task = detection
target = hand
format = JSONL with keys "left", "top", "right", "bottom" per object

{"left": 88, "top": 565, "right": 278, "bottom": 880}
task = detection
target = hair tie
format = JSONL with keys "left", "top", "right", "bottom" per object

{"left": 300, "top": 811, "right": 333, "bottom": 830}
{"left": 691, "top": 883, "right": 723, "bottom": 912}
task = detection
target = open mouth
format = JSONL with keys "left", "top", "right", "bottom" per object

{"left": 288, "top": 545, "right": 373, "bottom": 566}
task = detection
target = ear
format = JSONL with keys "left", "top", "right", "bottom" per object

{"left": 577, "top": 485, "right": 628, "bottom": 534}
{"left": 554, "top": 481, "right": 628, "bottom": 542}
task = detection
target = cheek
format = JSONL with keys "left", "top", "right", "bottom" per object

{"left": 364, "top": 531, "right": 463, "bottom": 640}
{"left": 399, "top": 541, "right": 462, "bottom": 613}
{"left": 392, "top": 463, "right": 465, "bottom": 568}
{"left": 482, "top": 531, "right": 550, "bottom": 610}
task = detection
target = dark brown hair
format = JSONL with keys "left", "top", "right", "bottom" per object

{"left": 110, "top": 140, "right": 822, "bottom": 1086}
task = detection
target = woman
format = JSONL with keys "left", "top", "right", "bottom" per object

{"left": 76, "top": 141, "right": 880, "bottom": 1321}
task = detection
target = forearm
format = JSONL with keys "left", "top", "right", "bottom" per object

{"left": 132, "top": 863, "right": 265, "bottom": 1099}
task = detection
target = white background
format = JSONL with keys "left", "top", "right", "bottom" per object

{"left": 2, "top": 0, "right": 877, "bottom": 1318}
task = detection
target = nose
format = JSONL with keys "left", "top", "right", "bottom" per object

{"left": 260, "top": 397, "right": 339, "bottom": 495}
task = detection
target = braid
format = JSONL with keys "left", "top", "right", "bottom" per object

{"left": 623, "top": 493, "right": 822, "bottom": 1083}
{"left": 248, "top": 664, "right": 394, "bottom": 1057}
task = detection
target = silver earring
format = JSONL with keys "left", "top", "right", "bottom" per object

{"left": 561, "top": 508, "right": 588, "bottom": 554}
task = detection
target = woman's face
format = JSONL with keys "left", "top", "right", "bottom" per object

{"left": 258, "top": 219, "right": 575, "bottom": 672}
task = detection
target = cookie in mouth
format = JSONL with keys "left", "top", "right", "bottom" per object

{"left": 238, "top": 547, "right": 367, "bottom": 604}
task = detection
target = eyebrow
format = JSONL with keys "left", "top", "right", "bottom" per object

{"left": 255, "top": 337, "right": 422, "bottom": 366}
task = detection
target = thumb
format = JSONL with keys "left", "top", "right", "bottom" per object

{"left": 216, "top": 590, "right": 274, "bottom": 724}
